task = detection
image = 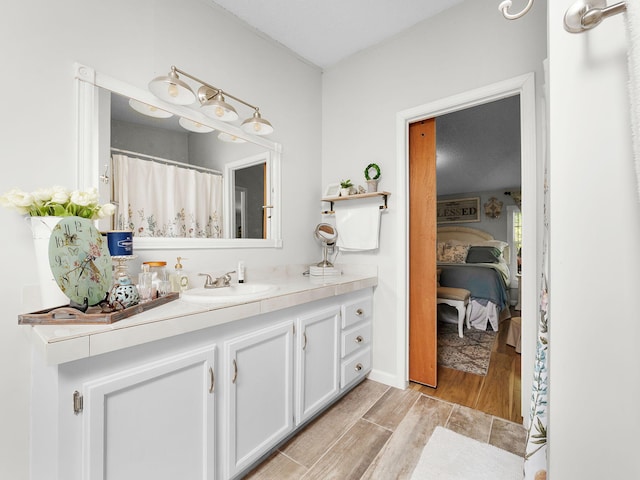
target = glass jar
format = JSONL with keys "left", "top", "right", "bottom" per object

{"left": 143, "top": 261, "right": 169, "bottom": 297}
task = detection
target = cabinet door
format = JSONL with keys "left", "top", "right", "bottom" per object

{"left": 224, "top": 321, "right": 294, "bottom": 478}
{"left": 82, "top": 345, "right": 216, "bottom": 480}
{"left": 296, "top": 306, "right": 340, "bottom": 425}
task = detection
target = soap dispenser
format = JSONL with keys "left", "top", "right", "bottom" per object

{"left": 170, "top": 257, "right": 189, "bottom": 293}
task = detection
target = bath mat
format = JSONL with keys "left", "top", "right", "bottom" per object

{"left": 437, "top": 321, "right": 497, "bottom": 375}
{"left": 410, "top": 426, "right": 523, "bottom": 480}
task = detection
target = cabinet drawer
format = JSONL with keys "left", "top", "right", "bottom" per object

{"left": 341, "top": 347, "right": 371, "bottom": 389}
{"left": 342, "top": 297, "right": 372, "bottom": 328}
{"left": 341, "top": 322, "right": 372, "bottom": 358}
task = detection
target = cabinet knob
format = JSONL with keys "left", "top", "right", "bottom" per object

{"left": 355, "top": 335, "right": 364, "bottom": 344}
{"left": 355, "top": 363, "right": 363, "bottom": 372}
{"left": 356, "top": 308, "right": 364, "bottom": 316}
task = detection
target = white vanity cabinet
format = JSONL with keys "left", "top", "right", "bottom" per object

{"left": 222, "top": 320, "right": 295, "bottom": 479}
{"left": 29, "top": 281, "right": 375, "bottom": 480}
{"left": 54, "top": 344, "right": 217, "bottom": 480}
{"left": 295, "top": 306, "right": 341, "bottom": 425}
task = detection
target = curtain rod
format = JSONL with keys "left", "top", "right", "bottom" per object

{"left": 110, "top": 148, "right": 222, "bottom": 176}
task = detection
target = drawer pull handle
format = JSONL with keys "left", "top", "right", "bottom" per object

{"left": 303, "top": 332, "right": 308, "bottom": 350}
{"left": 356, "top": 308, "right": 364, "bottom": 316}
{"left": 232, "top": 359, "right": 238, "bottom": 384}
{"left": 355, "top": 335, "right": 364, "bottom": 344}
{"left": 355, "top": 363, "right": 363, "bottom": 372}
{"left": 209, "top": 366, "right": 215, "bottom": 394}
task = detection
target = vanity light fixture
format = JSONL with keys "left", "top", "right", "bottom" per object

{"left": 241, "top": 109, "right": 274, "bottom": 135}
{"left": 148, "top": 65, "right": 274, "bottom": 135}
{"left": 148, "top": 67, "right": 196, "bottom": 105}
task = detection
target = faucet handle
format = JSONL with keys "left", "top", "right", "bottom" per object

{"left": 198, "top": 273, "right": 214, "bottom": 288}
{"left": 222, "top": 271, "right": 236, "bottom": 285}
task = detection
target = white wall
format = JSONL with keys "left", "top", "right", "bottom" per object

{"left": 321, "top": 0, "right": 546, "bottom": 387}
{"left": 0, "top": 1, "right": 321, "bottom": 477}
{"left": 548, "top": 1, "right": 640, "bottom": 478}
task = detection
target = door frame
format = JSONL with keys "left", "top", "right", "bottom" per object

{"left": 395, "top": 73, "right": 538, "bottom": 425}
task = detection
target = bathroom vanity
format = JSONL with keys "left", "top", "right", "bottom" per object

{"left": 27, "top": 265, "right": 376, "bottom": 480}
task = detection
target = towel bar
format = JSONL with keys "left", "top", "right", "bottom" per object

{"left": 564, "top": 0, "right": 627, "bottom": 33}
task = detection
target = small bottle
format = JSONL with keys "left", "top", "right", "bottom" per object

{"left": 170, "top": 257, "right": 189, "bottom": 293}
{"left": 238, "top": 261, "right": 245, "bottom": 283}
{"left": 138, "top": 264, "right": 153, "bottom": 303}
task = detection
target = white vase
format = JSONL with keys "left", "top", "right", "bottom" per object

{"left": 30, "top": 216, "right": 69, "bottom": 308}
{"left": 366, "top": 179, "right": 379, "bottom": 193}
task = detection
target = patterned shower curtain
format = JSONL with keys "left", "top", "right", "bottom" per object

{"left": 112, "top": 154, "right": 223, "bottom": 238}
{"left": 523, "top": 142, "right": 549, "bottom": 479}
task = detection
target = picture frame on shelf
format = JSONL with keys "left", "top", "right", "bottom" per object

{"left": 324, "top": 183, "right": 340, "bottom": 197}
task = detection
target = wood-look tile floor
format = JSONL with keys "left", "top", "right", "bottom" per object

{"left": 245, "top": 316, "right": 526, "bottom": 479}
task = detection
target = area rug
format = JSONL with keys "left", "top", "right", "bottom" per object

{"left": 438, "top": 321, "right": 497, "bottom": 375}
{"left": 410, "top": 426, "right": 523, "bottom": 480}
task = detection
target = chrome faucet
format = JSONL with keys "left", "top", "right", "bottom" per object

{"left": 198, "top": 271, "right": 236, "bottom": 289}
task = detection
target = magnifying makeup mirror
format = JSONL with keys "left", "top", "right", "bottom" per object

{"left": 314, "top": 223, "right": 338, "bottom": 267}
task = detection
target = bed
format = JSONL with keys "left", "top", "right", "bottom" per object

{"left": 437, "top": 226, "right": 511, "bottom": 331}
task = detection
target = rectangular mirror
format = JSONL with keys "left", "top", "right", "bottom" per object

{"left": 75, "top": 63, "right": 282, "bottom": 249}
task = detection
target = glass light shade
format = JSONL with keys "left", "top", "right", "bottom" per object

{"left": 241, "top": 111, "right": 274, "bottom": 135}
{"left": 128, "top": 98, "right": 174, "bottom": 118}
{"left": 217, "top": 132, "right": 246, "bottom": 143}
{"left": 178, "top": 117, "right": 215, "bottom": 133}
{"left": 148, "top": 70, "right": 196, "bottom": 105}
{"left": 201, "top": 92, "right": 239, "bottom": 121}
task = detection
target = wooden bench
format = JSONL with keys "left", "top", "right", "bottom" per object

{"left": 437, "top": 286, "right": 471, "bottom": 338}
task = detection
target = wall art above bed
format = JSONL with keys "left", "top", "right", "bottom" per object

{"left": 437, "top": 197, "right": 480, "bottom": 224}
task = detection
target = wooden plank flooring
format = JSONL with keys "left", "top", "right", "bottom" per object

{"left": 245, "top": 315, "right": 524, "bottom": 479}
{"left": 411, "top": 315, "right": 523, "bottom": 424}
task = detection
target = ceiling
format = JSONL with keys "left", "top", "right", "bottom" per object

{"left": 208, "top": 0, "right": 465, "bottom": 69}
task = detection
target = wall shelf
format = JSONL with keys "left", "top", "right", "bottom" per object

{"left": 321, "top": 191, "right": 390, "bottom": 214}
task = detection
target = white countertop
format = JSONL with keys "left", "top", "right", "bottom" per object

{"left": 28, "top": 264, "right": 377, "bottom": 365}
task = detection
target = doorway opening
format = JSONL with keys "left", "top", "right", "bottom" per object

{"left": 396, "top": 73, "right": 537, "bottom": 425}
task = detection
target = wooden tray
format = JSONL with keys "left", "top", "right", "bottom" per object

{"left": 18, "top": 292, "right": 180, "bottom": 325}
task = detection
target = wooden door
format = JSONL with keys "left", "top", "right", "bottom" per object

{"left": 408, "top": 119, "right": 438, "bottom": 387}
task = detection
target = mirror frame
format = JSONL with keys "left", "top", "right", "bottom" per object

{"left": 74, "top": 63, "right": 282, "bottom": 249}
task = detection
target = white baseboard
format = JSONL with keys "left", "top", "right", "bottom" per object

{"left": 367, "top": 368, "right": 407, "bottom": 390}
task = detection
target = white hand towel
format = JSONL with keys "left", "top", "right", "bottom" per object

{"left": 334, "top": 203, "right": 381, "bottom": 251}
{"left": 626, "top": 2, "right": 640, "bottom": 199}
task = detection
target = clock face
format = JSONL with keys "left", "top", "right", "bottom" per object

{"left": 48, "top": 217, "right": 113, "bottom": 306}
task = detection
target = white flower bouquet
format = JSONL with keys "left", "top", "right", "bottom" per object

{"left": 0, "top": 186, "right": 116, "bottom": 219}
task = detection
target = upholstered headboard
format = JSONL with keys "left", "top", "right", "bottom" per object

{"left": 437, "top": 226, "right": 510, "bottom": 264}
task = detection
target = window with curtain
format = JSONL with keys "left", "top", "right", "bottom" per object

{"left": 112, "top": 154, "right": 223, "bottom": 238}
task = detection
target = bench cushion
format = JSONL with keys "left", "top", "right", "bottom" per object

{"left": 437, "top": 286, "right": 470, "bottom": 302}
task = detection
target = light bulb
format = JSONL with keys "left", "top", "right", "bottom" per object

{"left": 253, "top": 122, "right": 262, "bottom": 132}
{"left": 168, "top": 83, "right": 179, "bottom": 98}
{"left": 215, "top": 106, "right": 224, "bottom": 118}
{"left": 149, "top": 106, "right": 158, "bottom": 112}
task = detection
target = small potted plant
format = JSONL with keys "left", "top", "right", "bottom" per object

{"left": 339, "top": 179, "right": 353, "bottom": 196}
{"left": 364, "top": 163, "right": 381, "bottom": 192}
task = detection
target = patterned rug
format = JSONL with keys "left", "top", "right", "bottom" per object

{"left": 437, "top": 321, "right": 497, "bottom": 375}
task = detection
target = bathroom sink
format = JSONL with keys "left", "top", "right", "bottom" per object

{"left": 180, "top": 284, "right": 278, "bottom": 304}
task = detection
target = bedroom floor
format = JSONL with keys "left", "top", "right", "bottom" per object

{"left": 245, "top": 313, "right": 525, "bottom": 479}
{"left": 411, "top": 313, "right": 523, "bottom": 424}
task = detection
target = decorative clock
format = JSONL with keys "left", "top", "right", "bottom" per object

{"left": 48, "top": 216, "right": 113, "bottom": 307}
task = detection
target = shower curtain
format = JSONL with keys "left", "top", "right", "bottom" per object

{"left": 112, "top": 154, "right": 223, "bottom": 238}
